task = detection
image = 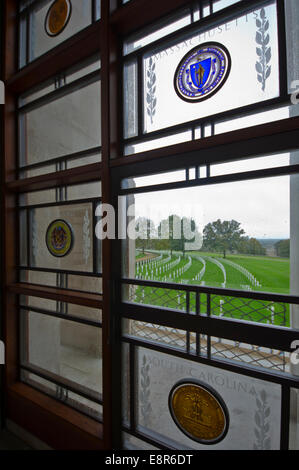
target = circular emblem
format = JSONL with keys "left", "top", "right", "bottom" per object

{"left": 46, "top": 219, "right": 74, "bottom": 257}
{"left": 169, "top": 380, "right": 229, "bottom": 444}
{"left": 174, "top": 42, "right": 231, "bottom": 103}
{"left": 45, "top": 0, "right": 72, "bottom": 37}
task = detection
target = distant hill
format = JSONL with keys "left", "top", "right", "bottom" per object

{"left": 257, "top": 239, "right": 289, "bottom": 257}
{"left": 257, "top": 239, "right": 282, "bottom": 248}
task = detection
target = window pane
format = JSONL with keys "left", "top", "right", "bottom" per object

{"left": 139, "top": 2, "right": 279, "bottom": 134}
{"left": 213, "top": 0, "right": 241, "bottom": 12}
{"left": 122, "top": 170, "right": 296, "bottom": 299}
{"left": 123, "top": 60, "right": 138, "bottom": 139}
{"left": 19, "top": 16, "right": 27, "bottom": 69}
{"left": 210, "top": 152, "right": 290, "bottom": 176}
{"left": 122, "top": 346, "right": 282, "bottom": 449}
{"left": 28, "top": 0, "right": 92, "bottom": 63}
{"left": 214, "top": 104, "right": 298, "bottom": 135}
{"left": 124, "top": 12, "right": 191, "bottom": 55}
{"left": 290, "top": 388, "right": 299, "bottom": 450}
{"left": 19, "top": 80, "right": 101, "bottom": 168}
{"left": 20, "top": 202, "right": 100, "bottom": 273}
{"left": 285, "top": 0, "right": 299, "bottom": 93}
{"left": 20, "top": 311, "right": 102, "bottom": 396}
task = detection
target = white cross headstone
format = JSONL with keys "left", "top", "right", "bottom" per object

{"left": 220, "top": 300, "right": 224, "bottom": 317}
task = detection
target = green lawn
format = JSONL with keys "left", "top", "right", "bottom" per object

{"left": 134, "top": 251, "right": 290, "bottom": 327}
{"left": 226, "top": 255, "right": 289, "bottom": 294}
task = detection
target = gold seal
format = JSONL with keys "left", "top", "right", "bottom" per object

{"left": 46, "top": 219, "right": 74, "bottom": 257}
{"left": 45, "top": 0, "right": 72, "bottom": 37}
{"left": 169, "top": 381, "right": 228, "bottom": 444}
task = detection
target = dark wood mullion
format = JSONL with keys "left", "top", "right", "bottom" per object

{"left": 6, "top": 162, "right": 103, "bottom": 193}
{"left": 1, "top": 0, "right": 296, "bottom": 453}
{"left": 6, "top": 22, "right": 102, "bottom": 94}
{"left": 20, "top": 304, "right": 103, "bottom": 329}
{"left": 18, "top": 69, "right": 101, "bottom": 115}
{"left": 7, "top": 283, "right": 103, "bottom": 310}
{"left": 1, "top": 0, "right": 108, "bottom": 451}
{"left": 110, "top": 0, "right": 194, "bottom": 35}
{"left": 20, "top": 363, "right": 103, "bottom": 406}
{"left": 2, "top": 0, "right": 19, "bottom": 394}
{"left": 18, "top": 146, "right": 102, "bottom": 173}
{"left": 118, "top": 164, "right": 299, "bottom": 197}
{"left": 100, "top": 0, "right": 119, "bottom": 450}
{"left": 122, "top": 302, "right": 299, "bottom": 353}
{"left": 111, "top": 116, "right": 299, "bottom": 169}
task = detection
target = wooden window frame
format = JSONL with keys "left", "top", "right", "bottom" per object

{"left": 1, "top": 0, "right": 299, "bottom": 450}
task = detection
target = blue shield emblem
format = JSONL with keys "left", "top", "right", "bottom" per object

{"left": 190, "top": 58, "right": 212, "bottom": 89}
{"left": 174, "top": 43, "right": 231, "bottom": 102}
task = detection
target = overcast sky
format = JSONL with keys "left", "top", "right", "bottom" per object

{"left": 130, "top": 4, "right": 291, "bottom": 240}
{"left": 134, "top": 155, "right": 291, "bottom": 240}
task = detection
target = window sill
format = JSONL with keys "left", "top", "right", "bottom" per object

{"left": 6, "top": 382, "right": 104, "bottom": 450}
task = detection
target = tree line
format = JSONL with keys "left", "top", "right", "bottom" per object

{"left": 135, "top": 216, "right": 269, "bottom": 258}
{"left": 275, "top": 239, "right": 290, "bottom": 258}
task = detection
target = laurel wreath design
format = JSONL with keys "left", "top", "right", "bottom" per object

{"left": 140, "top": 355, "right": 152, "bottom": 426}
{"left": 255, "top": 8, "right": 271, "bottom": 91}
{"left": 146, "top": 57, "right": 157, "bottom": 124}
{"left": 253, "top": 389, "right": 271, "bottom": 449}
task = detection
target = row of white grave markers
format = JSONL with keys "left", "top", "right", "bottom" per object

{"left": 136, "top": 254, "right": 197, "bottom": 282}
{"left": 191, "top": 256, "right": 206, "bottom": 282}
{"left": 167, "top": 256, "right": 192, "bottom": 282}
{"left": 137, "top": 253, "right": 173, "bottom": 275}
{"left": 136, "top": 252, "right": 261, "bottom": 288}
{"left": 181, "top": 256, "right": 192, "bottom": 273}
{"left": 152, "top": 253, "right": 170, "bottom": 267}
{"left": 221, "top": 258, "right": 261, "bottom": 287}
{"left": 136, "top": 256, "right": 182, "bottom": 279}
{"left": 207, "top": 257, "right": 227, "bottom": 287}
{"left": 268, "top": 304, "right": 275, "bottom": 324}
{"left": 168, "top": 255, "right": 181, "bottom": 271}
{"left": 137, "top": 255, "right": 165, "bottom": 274}
{"left": 136, "top": 252, "right": 163, "bottom": 268}
{"left": 146, "top": 253, "right": 170, "bottom": 270}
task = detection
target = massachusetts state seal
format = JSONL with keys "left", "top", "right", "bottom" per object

{"left": 174, "top": 42, "right": 231, "bottom": 103}
{"left": 169, "top": 380, "right": 229, "bottom": 444}
{"left": 46, "top": 219, "right": 74, "bottom": 257}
